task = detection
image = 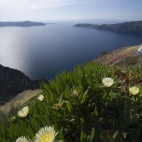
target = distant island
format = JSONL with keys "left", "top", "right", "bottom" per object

{"left": 74, "top": 21, "right": 142, "bottom": 34}
{"left": 0, "top": 21, "right": 46, "bottom": 27}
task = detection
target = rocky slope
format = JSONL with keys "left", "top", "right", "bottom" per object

{"left": 0, "top": 89, "right": 42, "bottom": 114}
{"left": 0, "top": 64, "right": 48, "bottom": 105}
{"left": 74, "top": 21, "right": 142, "bottom": 34}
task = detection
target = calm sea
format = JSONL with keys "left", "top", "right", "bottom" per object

{"left": 0, "top": 22, "right": 142, "bottom": 80}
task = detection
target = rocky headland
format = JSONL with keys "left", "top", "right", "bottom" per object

{"left": 74, "top": 21, "right": 142, "bottom": 34}
{"left": 0, "top": 64, "right": 48, "bottom": 105}
{"left": 0, "top": 21, "right": 46, "bottom": 27}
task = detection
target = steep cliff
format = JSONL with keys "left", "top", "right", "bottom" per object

{"left": 0, "top": 64, "right": 48, "bottom": 105}
{"left": 74, "top": 21, "right": 142, "bottom": 34}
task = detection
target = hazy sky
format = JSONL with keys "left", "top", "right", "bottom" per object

{"left": 0, "top": 0, "right": 142, "bottom": 21}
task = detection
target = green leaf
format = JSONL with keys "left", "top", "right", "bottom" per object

{"left": 90, "top": 128, "right": 95, "bottom": 141}
{"left": 112, "top": 131, "right": 118, "bottom": 140}
{"left": 122, "top": 132, "right": 127, "bottom": 139}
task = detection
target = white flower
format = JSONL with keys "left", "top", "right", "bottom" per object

{"left": 34, "top": 126, "right": 57, "bottom": 142}
{"left": 129, "top": 86, "right": 139, "bottom": 95}
{"left": 18, "top": 106, "right": 29, "bottom": 117}
{"left": 16, "top": 136, "right": 29, "bottom": 142}
{"left": 102, "top": 77, "right": 114, "bottom": 87}
{"left": 37, "top": 94, "right": 44, "bottom": 101}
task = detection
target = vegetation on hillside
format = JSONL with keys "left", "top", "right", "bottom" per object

{"left": 0, "top": 62, "right": 142, "bottom": 142}
{"left": 94, "top": 44, "right": 141, "bottom": 66}
{"left": 114, "top": 55, "right": 142, "bottom": 69}
{"left": 74, "top": 21, "right": 142, "bottom": 34}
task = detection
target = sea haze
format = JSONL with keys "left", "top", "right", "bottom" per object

{"left": 0, "top": 22, "right": 142, "bottom": 80}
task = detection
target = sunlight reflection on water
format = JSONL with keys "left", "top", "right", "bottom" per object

{"left": 0, "top": 23, "right": 142, "bottom": 79}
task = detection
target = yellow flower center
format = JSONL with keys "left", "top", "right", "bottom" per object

{"left": 42, "top": 134, "right": 51, "bottom": 142}
{"left": 55, "top": 104, "right": 61, "bottom": 110}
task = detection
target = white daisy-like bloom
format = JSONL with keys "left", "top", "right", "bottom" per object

{"left": 34, "top": 126, "right": 57, "bottom": 142}
{"left": 102, "top": 77, "right": 114, "bottom": 87}
{"left": 37, "top": 94, "right": 44, "bottom": 101}
{"left": 18, "top": 106, "right": 29, "bottom": 117}
{"left": 16, "top": 136, "right": 29, "bottom": 142}
{"left": 129, "top": 86, "right": 139, "bottom": 95}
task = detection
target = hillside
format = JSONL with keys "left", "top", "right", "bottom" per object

{"left": 1, "top": 60, "right": 142, "bottom": 141}
{"left": 0, "top": 21, "right": 46, "bottom": 27}
{"left": 1, "top": 45, "right": 142, "bottom": 141}
{"left": 94, "top": 44, "right": 142, "bottom": 67}
{"left": 0, "top": 64, "right": 48, "bottom": 105}
{"left": 0, "top": 89, "right": 41, "bottom": 114}
{"left": 0, "top": 44, "right": 141, "bottom": 106}
{"left": 74, "top": 21, "right": 142, "bottom": 34}
{"left": 1, "top": 44, "right": 141, "bottom": 106}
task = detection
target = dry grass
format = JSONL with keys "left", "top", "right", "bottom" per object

{"left": 94, "top": 44, "right": 142, "bottom": 65}
{"left": 115, "top": 55, "right": 142, "bottom": 69}
{"left": 0, "top": 89, "right": 42, "bottom": 114}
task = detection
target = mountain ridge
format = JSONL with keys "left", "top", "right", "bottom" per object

{"left": 74, "top": 21, "right": 142, "bottom": 34}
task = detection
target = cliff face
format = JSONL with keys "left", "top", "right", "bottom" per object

{"left": 0, "top": 64, "right": 48, "bottom": 105}
{"left": 74, "top": 21, "right": 142, "bottom": 34}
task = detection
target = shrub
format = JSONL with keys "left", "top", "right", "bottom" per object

{"left": 0, "top": 62, "right": 142, "bottom": 142}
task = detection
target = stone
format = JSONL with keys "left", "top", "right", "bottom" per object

{"left": 136, "top": 46, "right": 142, "bottom": 56}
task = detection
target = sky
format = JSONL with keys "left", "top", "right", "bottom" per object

{"left": 0, "top": 0, "right": 142, "bottom": 22}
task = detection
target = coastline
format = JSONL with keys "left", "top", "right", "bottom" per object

{"left": 1, "top": 44, "right": 142, "bottom": 113}
{"left": 74, "top": 21, "right": 142, "bottom": 35}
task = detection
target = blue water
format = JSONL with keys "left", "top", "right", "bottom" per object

{"left": 0, "top": 22, "right": 142, "bottom": 80}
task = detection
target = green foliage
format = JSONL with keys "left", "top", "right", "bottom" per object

{"left": 0, "top": 62, "right": 142, "bottom": 141}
